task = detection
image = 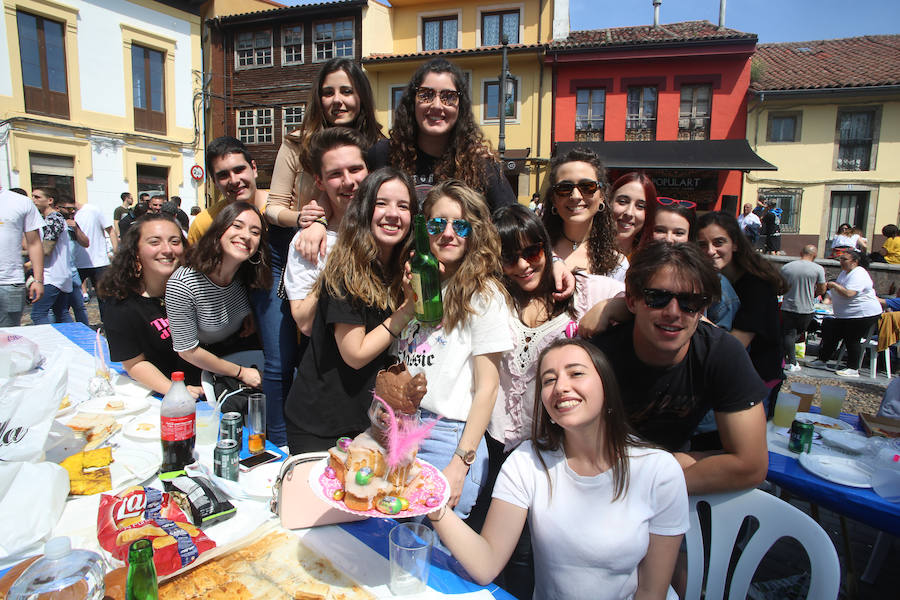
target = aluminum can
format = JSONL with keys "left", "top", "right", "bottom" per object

{"left": 214, "top": 439, "right": 240, "bottom": 481}
{"left": 220, "top": 411, "right": 243, "bottom": 452}
{"left": 788, "top": 420, "right": 814, "bottom": 454}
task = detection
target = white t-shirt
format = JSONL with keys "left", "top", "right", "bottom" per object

{"left": 738, "top": 212, "right": 761, "bottom": 232}
{"left": 73, "top": 203, "right": 112, "bottom": 268}
{"left": 0, "top": 189, "right": 44, "bottom": 284}
{"left": 493, "top": 443, "right": 688, "bottom": 600}
{"left": 832, "top": 233, "right": 861, "bottom": 250}
{"left": 39, "top": 212, "right": 72, "bottom": 292}
{"left": 829, "top": 266, "right": 882, "bottom": 319}
{"left": 283, "top": 229, "right": 338, "bottom": 300}
{"left": 397, "top": 282, "right": 513, "bottom": 422}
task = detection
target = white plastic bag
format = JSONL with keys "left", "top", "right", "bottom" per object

{"left": 0, "top": 332, "right": 42, "bottom": 378}
{"left": 0, "top": 351, "right": 70, "bottom": 561}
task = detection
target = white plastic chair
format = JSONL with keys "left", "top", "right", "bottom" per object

{"left": 685, "top": 489, "right": 841, "bottom": 600}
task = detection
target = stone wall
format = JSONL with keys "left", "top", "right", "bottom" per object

{"left": 764, "top": 255, "right": 900, "bottom": 295}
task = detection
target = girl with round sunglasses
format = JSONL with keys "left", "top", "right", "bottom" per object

{"left": 369, "top": 58, "right": 516, "bottom": 212}
{"left": 396, "top": 180, "right": 513, "bottom": 518}
{"left": 283, "top": 168, "right": 419, "bottom": 454}
{"left": 542, "top": 148, "right": 627, "bottom": 282}
{"left": 697, "top": 212, "right": 786, "bottom": 414}
{"left": 427, "top": 338, "right": 688, "bottom": 600}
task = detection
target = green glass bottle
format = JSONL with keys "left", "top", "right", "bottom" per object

{"left": 125, "top": 539, "right": 158, "bottom": 600}
{"left": 410, "top": 214, "right": 443, "bottom": 324}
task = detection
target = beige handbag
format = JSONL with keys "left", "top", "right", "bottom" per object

{"left": 269, "top": 452, "right": 365, "bottom": 529}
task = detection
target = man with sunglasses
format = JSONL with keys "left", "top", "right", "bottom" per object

{"left": 590, "top": 242, "right": 768, "bottom": 494}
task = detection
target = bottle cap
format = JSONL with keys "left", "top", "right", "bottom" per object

{"left": 171, "top": 371, "right": 185, "bottom": 381}
{"left": 44, "top": 537, "right": 71, "bottom": 560}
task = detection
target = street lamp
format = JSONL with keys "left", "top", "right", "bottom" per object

{"left": 498, "top": 35, "right": 514, "bottom": 159}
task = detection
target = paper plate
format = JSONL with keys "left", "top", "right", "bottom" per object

{"left": 820, "top": 429, "right": 868, "bottom": 454}
{"left": 110, "top": 448, "right": 161, "bottom": 491}
{"left": 794, "top": 412, "right": 853, "bottom": 432}
{"left": 123, "top": 418, "right": 160, "bottom": 441}
{"left": 310, "top": 457, "right": 449, "bottom": 519}
{"left": 240, "top": 461, "right": 283, "bottom": 499}
{"left": 798, "top": 453, "right": 872, "bottom": 488}
{"left": 77, "top": 395, "right": 150, "bottom": 417}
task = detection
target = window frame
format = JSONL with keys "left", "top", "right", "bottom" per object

{"left": 480, "top": 8, "right": 521, "bottom": 46}
{"left": 482, "top": 76, "right": 520, "bottom": 123}
{"left": 131, "top": 43, "right": 166, "bottom": 135}
{"left": 625, "top": 85, "right": 658, "bottom": 141}
{"left": 281, "top": 24, "right": 304, "bottom": 66}
{"left": 574, "top": 87, "right": 605, "bottom": 142}
{"left": 421, "top": 13, "right": 459, "bottom": 51}
{"left": 282, "top": 105, "right": 306, "bottom": 137}
{"left": 237, "top": 108, "right": 274, "bottom": 145}
{"left": 312, "top": 19, "right": 355, "bottom": 63}
{"left": 834, "top": 106, "right": 880, "bottom": 172}
{"left": 235, "top": 29, "right": 273, "bottom": 70}
{"left": 16, "top": 9, "right": 69, "bottom": 119}
{"left": 766, "top": 111, "right": 802, "bottom": 143}
{"left": 677, "top": 84, "right": 712, "bottom": 141}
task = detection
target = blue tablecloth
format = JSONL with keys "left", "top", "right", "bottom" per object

{"left": 767, "top": 411, "right": 900, "bottom": 537}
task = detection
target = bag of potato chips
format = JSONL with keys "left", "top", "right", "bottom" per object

{"left": 97, "top": 486, "right": 216, "bottom": 575}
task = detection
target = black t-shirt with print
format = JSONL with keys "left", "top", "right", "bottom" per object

{"left": 591, "top": 320, "right": 767, "bottom": 451}
{"left": 103, "top": 294, "right": 201, "bottom": 385}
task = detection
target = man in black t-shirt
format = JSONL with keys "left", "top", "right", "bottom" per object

{"left": 591, "top": 242, "right": 768, "bottom": 494}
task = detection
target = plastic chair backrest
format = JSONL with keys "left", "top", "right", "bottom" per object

{"left": 685, "top": 489, "right": 840, "bottom": 600}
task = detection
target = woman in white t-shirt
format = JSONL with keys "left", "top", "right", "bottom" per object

{"left": 812, "top": 250, "right": 882, "bottom": 377}
{"left": 397, "top": 180, "right": 513, "bottom": 518}
{"left": 428, "top": 338, "right": 688, "bottom": 600}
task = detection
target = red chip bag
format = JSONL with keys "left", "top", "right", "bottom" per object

{"left": 97, "top": 486, "right": 216, "bottom": 576}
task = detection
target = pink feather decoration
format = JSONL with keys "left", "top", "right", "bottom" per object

{"left": 375, "top": 394, "right": 439, "bottom": 470}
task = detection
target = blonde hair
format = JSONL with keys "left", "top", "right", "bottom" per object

{"left": 422, "top": 180, "right": 507, "bottom": 332}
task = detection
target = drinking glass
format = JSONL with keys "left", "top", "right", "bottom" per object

{"left": 247, "top": 392, "right": 266, "bottom": 455}
{"left": 389, "top": 523, "right": 433, "bottom": 595}
{"left": 773, "top": 392, "right": 801, "bottom": 428}
{"left": 789, "top": 382, "right": 816, "bottom": 413}
{"left": 195, "top": 402, "right": 218, "bottom": 446}
{"left": 819, "top": 385, "right": 847, "bottom": 419}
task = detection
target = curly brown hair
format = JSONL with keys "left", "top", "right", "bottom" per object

{"left": 422, "top": 180, "right": 508, "bottom": 332}
{"left": 97, "top": 214, "right": 185, "bottom": 301}
{"left": 541, "top": 148, "right": 619, "bottom": 276}
{"left": 389, "top": 58, "right": 495, "bottom": 194}
{"left": 184, "top": 202, "right": 272, "bottom": 290}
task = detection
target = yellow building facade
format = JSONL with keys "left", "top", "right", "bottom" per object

{"left": 361, "top": 0, "right": 561, "bottom": 201}
{"left": 743, "top": 37, "right": 900, "bottom": 255}
{"left": 0, "top": 0, "right": 204, "bottom": 216}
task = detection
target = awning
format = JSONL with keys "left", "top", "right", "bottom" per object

{"left": 553, "top": 140, "right": 777, "bottom": 172}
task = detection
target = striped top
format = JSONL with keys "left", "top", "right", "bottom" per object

{"left": 165, "top": 266, "right": 252, "bottom": 352}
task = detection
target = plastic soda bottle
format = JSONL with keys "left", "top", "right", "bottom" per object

{"left": 160, "top": 371, "right": 195, "bottom": 477}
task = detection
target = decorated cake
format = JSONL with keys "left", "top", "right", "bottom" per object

{"left": 325, "top": 363, "right": 437, "bottom": 515}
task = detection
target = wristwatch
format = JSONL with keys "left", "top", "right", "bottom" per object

{"left": 454, "top": 446, "right": 477, "bottom": 466}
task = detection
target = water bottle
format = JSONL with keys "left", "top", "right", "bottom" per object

{"left": 160, "top": 371, "right": 195, "bottom": 478}
{"left": 409, "top": 214, "right": 442, "bottom": 325}
{"left": 8, "top": 537, "right": 105, "bottom": 600}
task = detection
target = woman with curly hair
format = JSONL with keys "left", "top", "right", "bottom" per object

{"left": 98, "top": 213, "right": 202, "bottom": 397}
{"left": 397, "top": 180, "right": 513, "bottom": 518}
{"left": 165, "top": 202, "right": 272, "bottom": 390}
{"left": 369, "top": 58, "right": 516, "bottom": 211}
{"left": 284, "top": 168, "right": 418, "bottom": 453}
{"left": 542, "top": 148, "right": 627, "bottom": 281}
{"left": 608, "top": 172, "right": 657, "bottom": 257}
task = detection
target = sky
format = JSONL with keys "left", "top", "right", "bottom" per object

{"left": 570, "top": 0, "right": 900, "bottom": 43}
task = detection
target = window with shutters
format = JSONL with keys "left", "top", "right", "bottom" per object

{"left": 17, "top": 11, "right": 69, "bottom": 119}
{"left": 132, "top": 44, "right": 166, "bottom": 134}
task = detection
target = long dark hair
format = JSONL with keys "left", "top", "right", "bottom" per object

{"left": 532, "top": 338, "right": 635, "bottom": 500}
{"left": 542, "top": 148, "right": 618, "bottom": 276}
{"left": 494, "top": 204, "right": 573, "bottom": 320}
{"left": 609, "top": 172, "right": 658, "bottom": 253}
{"left": 294, "top": 58, "right": 383, "bottom": 173}
{"left": 389, "top": 58, "right": 495, "bottom": 194}
{"left": 318, "top": 168, "right": 418, "bottom": 310}
{"left": 697, "top": 211, "right": 786, "bottom": 294}
{"left": 97, "top": 214, "right": 184, "bottom": 301}
{"left": 184, "top": 202, "right": 272, "bottom": 290}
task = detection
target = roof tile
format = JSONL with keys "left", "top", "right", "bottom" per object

{"left": 549, "top": 20, "right": 756, "bottom": 50}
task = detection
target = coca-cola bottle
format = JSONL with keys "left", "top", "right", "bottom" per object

{"left": 160, "top": 372, "right": 195, "bottom": 478}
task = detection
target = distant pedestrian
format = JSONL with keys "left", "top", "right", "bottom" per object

{"left": 780, "top": 245, "right": 826, "bottom": 372}
{"left": 871, "top": 224, "right": 900, "bottom": 264}
{"left": 169, "top": 196, "right": 190, "bottom": 231}
{"left": 761, "top": 200, "right": 781, "bottom": 254}
{"left": 74, "top": 199, "right": 116, "bottom": 317}
{"left": 0, "top": 187, "right": 44, "bottom": 326}
{"left": 737, "top": 202, "right": 760, "bottom": 246}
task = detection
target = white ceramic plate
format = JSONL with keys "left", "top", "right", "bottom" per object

{"left": 110, "top": 448, "right": 161, "bottom": 490}
{"left": 77, "top": 395, "right": 149, "bottom": 416}
{"left": 798, "top": 453, "right": 873, "bottom": 488}
{"left": 820, "top": 429, "right": 868, "bottom": 454}
{"left": 123, "top": 418, "right": 160, "bottom": 441}
{"left": 239, "top": 460, "right": 282, "bottom": 498}
{"left": 794, "top": 412, "right": 854, "bottom": 432}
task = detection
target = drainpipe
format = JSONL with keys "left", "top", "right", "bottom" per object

{"left": 653, "top": 1, "right": 661, "bottom": 27}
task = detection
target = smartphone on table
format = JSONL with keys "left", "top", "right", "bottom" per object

{"left": 238, "top": 450, "right": 279, "bottom": 472}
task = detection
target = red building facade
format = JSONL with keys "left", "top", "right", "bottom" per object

{"left": 548, "top": 21, "right": 774, "bottom": 212}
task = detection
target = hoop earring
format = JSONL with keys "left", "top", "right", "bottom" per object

{"left": 248, "top": 253, "right": 261, "bottom": 265}
{"left": 551, "top": 204, "right": 558, "bottom": 215}
{"left": 596, "top": 201, "right": 606, "bottom": 212}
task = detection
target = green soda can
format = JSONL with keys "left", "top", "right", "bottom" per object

{"left": 214, "top": 439, "right": 240, "bottom": 481}
{"left": 788, "top": 420, "right": 814, "bottom": 454}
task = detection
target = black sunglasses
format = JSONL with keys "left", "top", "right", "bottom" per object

{"left": 657, "top": 197, "right": 697, "bottom": 210}
{"left": 502, "top": 242, "right": 545, "bottom": 266}
{"left": 426, "top": 217, "right": 471, "bottom": 238}
{"left": 415, "top": 86, "right": 460, "bottom": 107}
{"left": 641, "top": 288, "right": 710, "bottom": 314}
{"left": 552, "top": 180, "right": 601, "bottom": 197}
